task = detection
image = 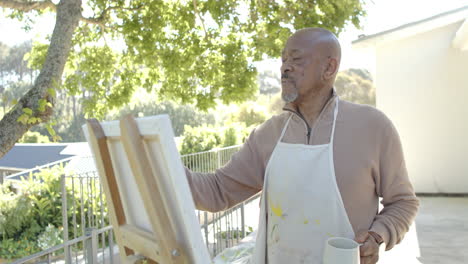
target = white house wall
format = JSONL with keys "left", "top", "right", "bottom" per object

{"left": 375, "top": 21, "right": 468, "bottom": 193}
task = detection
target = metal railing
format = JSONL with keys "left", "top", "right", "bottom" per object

{"left": 9, "top": 144, "right": 260, "bottom": 263}
{"left": 180, "top": 145, "right": 241, "bottom": 173}
{"left": 9, "top": 173, "right": 115, "bottom": 264}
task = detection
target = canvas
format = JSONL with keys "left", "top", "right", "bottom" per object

{"left": 82, "top": 114, "right": 212, "bottom": 264}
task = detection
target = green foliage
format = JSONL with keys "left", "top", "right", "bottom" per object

{"left": 12, "top": 0, "right": 365, "bottom": 119}
{"left": 0, "top": 190, "right": 35, "bottom": 239}
{"left": 0, "top": 166, "right": 108, "bottom": 260}
{"left": 37, "top": 224, "right": 63, "bottom": 252}
{"left": 335, "top": 68, "right": 375, "bottom": 106}
{"left": 0, "top": 41, "right": 34, "bottom": 85}
{"left": 25, "top": 42, "right": 48, "bottom": 72}
{"left": 222, "top": 127, "right": 238, "bottom": 148}
{"left": 216, "top": 226, "right": 253, "bottom": 240}
{"left": 107, "top": 100, "right": 216, "bottom": 137}
{"left": 0, "top": 237, "right": 40, "bottom": 260}
{"left": 258, "top": 68, "right": 280, "bottom": 95}
{"left": 18, "top": 131, "right": 50, "bottom": 143}
{"left": 180, "top": 125, "right": 223, "bottom": 155}
{"left": 266, "top": 93, "right": 284, "bottom": 116}
{"left": 180, "top": 122, "right": 251, "bottom": 155}
{"left": 229, "top": 103, "right": 268, "bottom": 127}
{"left": 58, "top": 113, "right": 87, "bottom": 142}
{"left": 0, "top": 81, "right": 31, "bottom": 118}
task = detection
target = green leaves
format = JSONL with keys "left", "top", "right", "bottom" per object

{"left": 0, "top": 166, "right": 71, "bottom": 259}
{"left": 22, "top": 107, "right": 32, "bottom": 115}
{"left": 25, "top": 42, "right": 48, "bottom": 70}
{"left": 335, "top": 69, "right": 375, "bottom": 106}
{"left": 37, "top": 99, "right": 50, "bottom": 112}
{"left": 21, "top": 0, "right": 365, "bottom": 120}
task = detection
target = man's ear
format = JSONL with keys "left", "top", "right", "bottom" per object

{"left": 323, "top": 57, "right": 339, "bottom": 80}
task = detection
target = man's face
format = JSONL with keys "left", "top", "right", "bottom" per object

{"left": 280, "top": 36, "right": 322, "bottom": 103}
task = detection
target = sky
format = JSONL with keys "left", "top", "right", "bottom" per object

{"left": 0, "top": 0, "right": 467, "bottom": 72}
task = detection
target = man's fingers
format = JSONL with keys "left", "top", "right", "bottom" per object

{"left": 354, "top": 230, "right": 370, "bottom": 243}
{"left": 360, "top": 254, "right": 379, "bottom": 264}
{"left": 359, "top": 239, "right": 378, "bottom": 257}
{"left": 355, "top": 230, "right": 380, "bottom": 264}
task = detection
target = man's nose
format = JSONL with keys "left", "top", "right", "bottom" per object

{"left": 281, "top": 62, "right": 293, "bottom": 74}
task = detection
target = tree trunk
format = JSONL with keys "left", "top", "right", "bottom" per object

{"left": 72, "top": 95, "right": 76, "bottom": 120}
{"left": 0, "top": 0, "right": 82, "bottom": 158}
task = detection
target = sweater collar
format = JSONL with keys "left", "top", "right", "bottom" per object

{"left": 282, "top": 88, "right": 338, "bottom": 115}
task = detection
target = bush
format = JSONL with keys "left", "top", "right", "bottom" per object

{"left": 229, "top": 103, "right": 267, "bottom": 127}
{"left": 18, "top": 131, "right": 50, "bottom": 143}
{"left": 180, "top": 125, "right": 223, "bottom": 155}
{"left": 179, "top": 123, "right": 253, "bottom": 172}
{"left": 107, "top": 100, "right": 216, "bottom": 137}
{"left": 37, "top": 224, "right": 63, "bottom": 252}
{"left": 335, "top": 69, "right": 376, "bottom": 106}
{"left": 180, "top": 123, "right": 252, "bottom": 155}
{"left": 0, "top": 166, "right": 107, "bottom": 260}
{"left": 0, "top": 237, "right": 40, "bottom": 260}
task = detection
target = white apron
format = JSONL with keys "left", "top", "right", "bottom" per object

{"left": 251, "top": 98, "right": 355, "bottom": 264}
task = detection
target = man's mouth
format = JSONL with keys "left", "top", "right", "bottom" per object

{"left": 281, "top": 73, "right": 294, "bottom": 83}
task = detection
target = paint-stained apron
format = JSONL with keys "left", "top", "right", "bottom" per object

{"left": 251, "top": 98, "right": 355, "bottom": 264}
{"left": 213, "top": 98, "right": 356, "bottom": 264}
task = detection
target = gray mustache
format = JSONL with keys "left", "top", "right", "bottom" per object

{"left": 281, "top": 73, "right": 289, "bottom": 79}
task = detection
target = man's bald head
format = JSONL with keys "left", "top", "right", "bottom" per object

{"left": 287, "top": 28, "right": 341, "bottom": 68}
{"left": 280, "top": 28, "right": 342, "bottom": 103}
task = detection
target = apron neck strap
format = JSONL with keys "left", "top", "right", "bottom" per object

{"left": 330, "top": 98, "right": 339, "bottom": 144}
{"left": 278, "top": 114, "right": 293, "bottom": 144}
{"left": 278, "top": 97, "right": 340, "bottom": 145}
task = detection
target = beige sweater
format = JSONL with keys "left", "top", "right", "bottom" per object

{"left": 186, "top": 93, "right": 419, "bottom": 251}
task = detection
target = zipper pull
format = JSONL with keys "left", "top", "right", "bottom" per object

{"left": 307, "top": 128, "right": 311, "bottom": 144}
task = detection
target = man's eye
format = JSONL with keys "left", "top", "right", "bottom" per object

{"left": 293, "top": 57, "right": 300, "bottom": 61}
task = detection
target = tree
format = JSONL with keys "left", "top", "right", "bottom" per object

{"left": 258, "top": 68, "right": 280, "bottom": 95}
{"left": 0, "top": 0, "right": 365, "bottom": 158}
{"left": 0, "top": 41, "right": 37, "bottom": 117}
{"left": 0, "top": 41, "right": 35, "bottom": 84}
{"left": 0, "top": 41, "right": 11, "bottom": 85}
{"left": 335, "top": 68, "right": 375, "bottom": 106}
{"left": 229, "top": 103, "right": 268, "bottom": 127}
{"left": 19, "top": 131, "right": 50, "bottom": 143}
{"left": 106, "top": 100, "right": 215, "bottom": 137}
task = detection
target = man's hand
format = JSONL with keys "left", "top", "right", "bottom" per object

{"left": 354, "top": 230, "right": 380, "bottom": 264}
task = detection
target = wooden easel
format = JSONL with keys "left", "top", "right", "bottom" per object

{"left": 85, "top": 115, "right": 188, "bottom": 264}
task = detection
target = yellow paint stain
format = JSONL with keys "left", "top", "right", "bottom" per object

{"left": 303, "top": 220, "right": 309, "bottom": 224}
{"left": 315, "top": 219, "right": 320, "bottom": 225}
{"left": 326, "top": 232, "right": 334, "bottom": 237}
{"left": 268, "top": 194, "right": 284, "bottom": 218}
{"left": 271, "top": 204, "right": 283, "bottom": 218}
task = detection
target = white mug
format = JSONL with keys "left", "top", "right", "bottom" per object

{"left": 323, "top": 237, "right": 360, "bottom": 264}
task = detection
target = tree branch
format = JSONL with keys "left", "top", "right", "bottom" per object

{"left": 192, "top": 0, "right": 209, "bottom": 41}
{"left": 79, "top": 5, "right": 142, "bottom": 28}
{"left": 0, "top": 0, "right": 56, "bottom": 12}
{"left": 0, "top": 0, "right": 82, "bottom": 158}
{"left": 80, "top": 14, "right": 105, "bottom": 27}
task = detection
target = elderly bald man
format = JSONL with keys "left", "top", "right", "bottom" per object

{"left": 185, "top": 28, "right": 419, "bottom": 264}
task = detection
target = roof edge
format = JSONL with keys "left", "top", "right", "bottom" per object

{"left": 452, "top": 19, "right": 468, "bottom": 50}
{"left": 352, "top": 5, "right": 468, "bottom": 46}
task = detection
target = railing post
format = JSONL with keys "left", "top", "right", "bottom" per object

{"left": 91, "top": 228, "right": 99, "bottom": 264}
{"left": 85, "top": 227, "right": 98, "bottom": 264}
{"left": 241, "top": 202, "right": 246, "bottom": 239}
{"left": 61, "top": 175, "right": 71, "bottom": 264}
{"left": 109, "top": 230, "right": 114, "bottom": 263}
{"left": 217, "top": 148, "right": 222, "bottom": 169}
{"left": 204, "top": 211, "right": 209, "bottom": 249}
